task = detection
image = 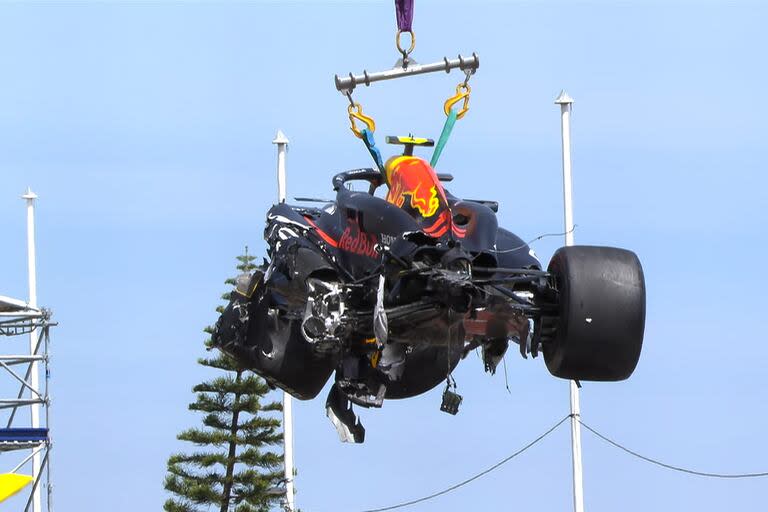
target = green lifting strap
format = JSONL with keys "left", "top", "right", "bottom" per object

{"left": 430, "top": 107, "right": 458, "bottom": 168}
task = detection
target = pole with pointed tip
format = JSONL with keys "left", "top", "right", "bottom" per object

{"left": 273, "top": 130, "right": 289, "bottom": 203}
{"left": 22, "top": 187, "right": 42, "bottom": 512}
{"left": 554, "top": 90, "right": 585, "bottom": 512}
{"left": 272, "top": 131, "right": 295, "bottom": 512}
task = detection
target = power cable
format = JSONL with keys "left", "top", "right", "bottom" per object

{"left": 579, "top": 419, "right": 768, "bottom": 479}
{"left": 352, "top": 413, "right": 768, "bottom": 512}
{"left": 357, "top": 414, "right": 570, "bottom": 512}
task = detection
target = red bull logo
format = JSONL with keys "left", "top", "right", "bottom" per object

{"left": 385, "top": 156, "right": 447, "bottom": 219}
{"left": 339, "top": 218, "right": 379, "bottom": 258}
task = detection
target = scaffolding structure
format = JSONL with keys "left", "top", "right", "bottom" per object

{"left": 0, "top": 190, "right": 53, "bottom": 511}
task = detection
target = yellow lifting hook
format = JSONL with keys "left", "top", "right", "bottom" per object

{"left": 444, "top": 83, "right": 471, "bottom": 119}
{"left": 348, "top": 103, "right": 377, "bottom": 139}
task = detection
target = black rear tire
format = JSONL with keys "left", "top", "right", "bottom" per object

{"left": 543, "top": 245, "right": 645, "bottom": 381}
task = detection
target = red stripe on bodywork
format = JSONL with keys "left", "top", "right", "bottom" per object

{"left": 423, "top": 210, "right": 450, "bottom": 235}
{"left": 303, "top": 216, "right": 339, "bottom": 248}
{"left": 452, "top": 224, "right": 467, "bottom": 237}
{"left": 429, "top": 223, "right": 449, "bottom": 238}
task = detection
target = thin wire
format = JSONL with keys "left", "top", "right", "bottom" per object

{"left": 11, "top": 445, "right": 44, "bottom": 474}
{"left": 579, "top": 419, "right": 768, "bottom": 479}
{"left": 358, "top": 415, "right": 570, "bottom": 512}
{"left": 490, "top": 225, "right": 578, "bottom": 254}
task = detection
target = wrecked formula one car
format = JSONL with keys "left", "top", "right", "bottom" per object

{"left": 212, "top": 137, "right": 646, "bottom": 443}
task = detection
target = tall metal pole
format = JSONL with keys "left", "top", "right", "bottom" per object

{"left": 555, "top": 90, "right": 584, "bottom": 512}
{"left": 274, "top": 130, "right": 289, "bottom": 204}
{"left": 272, "top": 130, "right": 295, "bottom": 511}
{"left": 22, "top": 187, "right": 42, "bottom": 512}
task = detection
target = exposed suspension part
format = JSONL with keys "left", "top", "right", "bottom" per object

{"left": 301, "top": 278, "right": 348, "bottom": 353}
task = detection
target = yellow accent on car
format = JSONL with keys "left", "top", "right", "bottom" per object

{"left": 405, "top": 183, "right": 440, "bottom": 218}
{"left": 394, "top": 136, "right": 430, "bottom": 145}
{"left": 384, "top": 155, "right": 415, "bottom": 184}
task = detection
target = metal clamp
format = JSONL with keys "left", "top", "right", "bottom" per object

{"left": 348, "top": 103, "right": 376, "bottom": 139}
{"left": 444, "top": 83, "right": 471, "bottom": 119}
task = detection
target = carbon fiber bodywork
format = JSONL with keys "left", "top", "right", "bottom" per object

{"left": 212, "top": 162, "right": 645, "bottom": 442}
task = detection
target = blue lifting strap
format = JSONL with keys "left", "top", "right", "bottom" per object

{"left": 361, "top": 128, "right": 385, "bottom": 172}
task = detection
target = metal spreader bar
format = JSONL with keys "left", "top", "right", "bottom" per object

{"left": 335, "top": 53, "right": 479, "bottom": 93}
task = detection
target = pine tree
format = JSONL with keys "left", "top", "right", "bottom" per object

{"left": 164, "top": 249, "right": 285, "bottom": 512}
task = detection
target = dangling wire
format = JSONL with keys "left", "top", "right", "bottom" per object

{"left": 488, "top": 225, "right": 579, "bottom": 255}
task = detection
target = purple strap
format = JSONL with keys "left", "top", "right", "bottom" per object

{"left": 395, "top": 0, "right": 414, "bottom": 32}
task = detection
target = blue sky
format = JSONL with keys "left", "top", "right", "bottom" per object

{"left": 1, "top": 1, "right": 767, "bottom": 510}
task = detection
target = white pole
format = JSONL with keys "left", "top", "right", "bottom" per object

{"left": 555, "top": 90, "right": 584, "bottom": 512}
{"left": 22, "top": 187, "right": 42, "bottom": 512}
{"left": 272, "top": 130, "right": 295, "bottom": 512}
{"left": 282, "top": 392, "right": 295, "bottom": 512}
{"left": 274, "top": 130, "right": 289, "bottom": 204}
